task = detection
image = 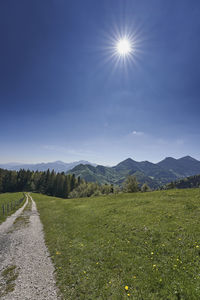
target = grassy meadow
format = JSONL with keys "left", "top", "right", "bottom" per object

{"left": 0, "top": 192, "right": 25, "bottom": 224}
{"left": 33, "top": 189, "right": 200, "bottom": 299}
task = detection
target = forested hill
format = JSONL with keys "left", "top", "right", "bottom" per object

{"left": 67, "top": 156, "right": 200, "bottom": 188}
{"left": 157, "top": 156, "right": 200, "bottom": 177}
{"left": 165, "top": 174, "right": 200, "bottom": 189}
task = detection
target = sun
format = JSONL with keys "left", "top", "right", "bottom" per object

{"left": 116, "top": 38, "right": 132, "bottom": 56}
{"left": 101, "top": 23, "right": 141, "bottom": 69}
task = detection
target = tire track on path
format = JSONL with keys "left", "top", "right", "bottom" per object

{"left": 0, "top": 194, "right": 59, "bottom": 299}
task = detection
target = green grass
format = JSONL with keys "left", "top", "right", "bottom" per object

{"left": 33, "top": 189, "right": 200, "bottom": 299}
{"left": 12, "top": 196, "right": 32, "bottom": 231}
{"left": 0, "top": 265, "right": 19, "bottom": 297}
{"left": 0, "top": 192, "right": 25, "bottom": 224}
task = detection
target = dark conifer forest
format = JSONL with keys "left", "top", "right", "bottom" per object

{"left": 0, "top": 168, "right": 117, "bottom": 198}
{"left": 0, "top": 168, "right": 78, "bottom": 198}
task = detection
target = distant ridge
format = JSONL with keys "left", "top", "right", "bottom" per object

{"left": 67, "top": 156, "right": 200, "bottom": 188}
{"left": 1, "top": 156, "right": 200, "bottom": 189}
{"left": 0, "top": 160, "right": 96, "bottom": 173}
{"left": 157, "top": 155, "right": 200, "bottom": 177}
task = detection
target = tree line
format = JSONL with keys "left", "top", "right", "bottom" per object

{"left": 164, "top": 174, "right": 200, "bottom": 190}
{"left": 0, "top": 168, "right": 79, "bottom": 198}
{"left": 0, "top": 168, "right": 151, "bottom": 198}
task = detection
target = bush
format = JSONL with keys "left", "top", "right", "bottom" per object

{"left": 123, "top": 175, "right": 139, "bottom": 193}
{"left": 141, "top": 183, "right": 151, "bottom": 192}
{"left": 68, "top": 181, "right": 117, "bottom": 198}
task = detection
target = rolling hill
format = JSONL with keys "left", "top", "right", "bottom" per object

{"left": 157, "top": 155, "right": 200, "bottom": 177}
{"left": 34, "top": 189, "right": 200, "bottom": 299}
{"left": 165, "top": 174, "right": 200, "bottom": 189}
{"left": 67, "top": 156, "right": 200, "bottom": 188}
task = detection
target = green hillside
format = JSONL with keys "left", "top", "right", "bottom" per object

{"left": 0, "top": 192, "right": 25, "bottom": 224}
{"left": 158, "top": 156, "right": 200, "bottom": 177}
{"left": 166, "top": 174, "right": 200, "bottom": 189}
{"left": 68, "top": 164, "right": 121, "bottom": 185}
{"left": 67, "top": 156, "right": 200, "bottom": 189}
{"left": 34, "top": 189, "right": 200, "bottom": 299}
{"left": 67, "top": 159, "right": 178, "bottom": 188}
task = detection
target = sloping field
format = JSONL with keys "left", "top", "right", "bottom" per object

{"left": 0, "top": 192, "right": 25, "bottom": 224}
{"left": 33, "top": 189, "right": 200, "bottom": 299}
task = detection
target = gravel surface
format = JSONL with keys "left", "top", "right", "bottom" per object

{"left": 0, "top": 194, "right": 59, "bottom": 300}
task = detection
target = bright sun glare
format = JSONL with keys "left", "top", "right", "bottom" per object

{"left": 116, "top": 38, "right": 132, "bottom": 56}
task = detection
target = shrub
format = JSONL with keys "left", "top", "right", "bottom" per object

{"left": 141, "top": 183, "right": 151, "bottom": 192}
{"left": 123, "top": 175, "right": 139, "bottom": 193}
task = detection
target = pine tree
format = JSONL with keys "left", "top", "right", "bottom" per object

{"left": 63, "top": 177, "right": 70, "bottom": 198}
{"left": 70, "top": 174, "right": 76, "bottom": 192}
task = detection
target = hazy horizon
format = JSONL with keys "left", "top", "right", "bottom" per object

{"left": 0, "top": 154, "right": 199, "bottom": 168}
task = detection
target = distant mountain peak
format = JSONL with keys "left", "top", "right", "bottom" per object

{"left": 123, "top": 158, "right": 135, "bottom": 162}
{"left": 179, "top": 155, "right": 197, "bottom": 161}
{"left": 118, "top": 157, "right": 139, "bottom": 164}
{"left": 163, "top": 157, "right": 177, "bottom": 161}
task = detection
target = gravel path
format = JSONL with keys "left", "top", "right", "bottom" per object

{"left": 0, "top": 194, "right": 59, "bottom": 300}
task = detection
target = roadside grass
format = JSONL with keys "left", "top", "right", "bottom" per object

{"left": 33, "top": 189, "right": 200, "bottom": 299}
{"left": 0, "top": 192, "right": 25, "bottom": 224}
{"left": 0, "top": 265, "right": 19, "bottom": 297}
{"left": 13, "top": 195, "right": 32, "bottom": 230}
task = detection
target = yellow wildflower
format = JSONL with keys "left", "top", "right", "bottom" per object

{"left": 56, "top": 251, "right": 61, "bottom": 255}
{"left": 151, "top": 252, "right": 154, "bottom": 255}
{"left": 127, "top": 293, "right": 130, "bottom": 297}
{"left": 125, "top": 286, "right": 129, "bottom": 291}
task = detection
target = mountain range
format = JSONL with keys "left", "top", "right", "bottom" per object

{"left": 0, "top": 160, "right": 96, "bottom": 173}
{"left": 1, "top": 156, "right": 200, "bottom": 189}
{"left": 66, "top": 156, "right": 200, "bottom": 188}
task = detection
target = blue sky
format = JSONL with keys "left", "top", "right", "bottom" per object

{"left": 0, "top": 0, "right": 200, "bottom": 165}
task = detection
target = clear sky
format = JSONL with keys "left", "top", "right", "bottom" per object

{"left": 0, "top": 0, "right": 200, "bottom": 165}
